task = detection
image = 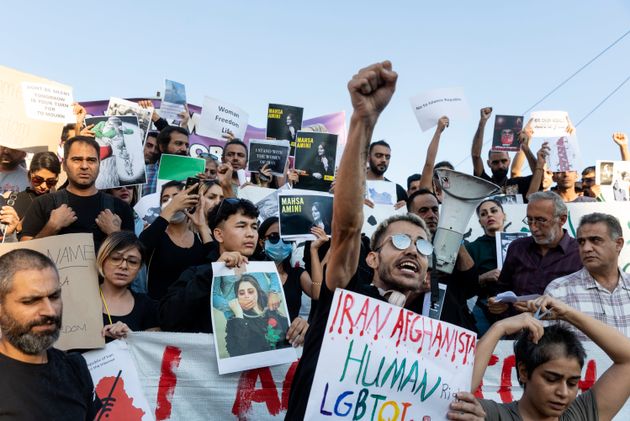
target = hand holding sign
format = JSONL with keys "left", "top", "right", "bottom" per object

{"left": 348, "top": 60, "right": 398, "bottom": 124}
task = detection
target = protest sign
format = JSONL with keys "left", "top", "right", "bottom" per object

{"left": 113, "top": 332, "right": 630, "bottom": 420}
{"left": 0, "top": 233, "right": 104, "bottom": 350}
{"left": 0, "top": 65, "right": 74, "bottom": 151}
{"left": 495, "top": 232, "right": 530, "bottom": 269}
{"left": 85, "top": 116, "right": 146, "bottom": 189}
{"left": 366, "top": 180, "right": 398, "bottom": 206}
{"left": 196, "top": 96, "right": 249, "bottom": 140}
{"left": 293, "top": 131, "right": 337, "bottom": 192}
{"left": 244, "top": 184, "right": 291, "bottom": 222}
{"left": 157, "top": 154, "right": 205, "bottom": 181}
{"left": 410, "top": 87, "right": 470, "bottom": 132}
{"left": 529, "top": 110, "right": 570, "bottom": 137}
{"left": 304, "top": 289, "right": 477, "bottom": 420}
{"left": 106, "top": 97, "right": 153, "bottom": 142}
{"left": 596, "top": 160, "right": 630, "bottom": 201}
{"left": 266, "top": 104, "right": 304, "bottom": 154}
{"left": 84, "top": 340, "right": 154, "bottom": 420}
{"left": 491, "top": 115, "right": 523, "bottom": 152}
{"left": 160, "top": 79, "right": 187, "bottom": 123}
{"left": 278, "top": 191, "right": 333, "bottom": 241}
{"left": 134, "top": 192, "right": 161, "bottom": 225}
{"left": 544, "top": 135, "right": 582, "bottom": 172}
{"left": 211, "top": 262, "right": 297, "bottom": 374}
{"left": 247, "top": 139, "right": 290, "bottom": 176}
{"left": 361, "top": 204, "right": 407, "bottom": 238}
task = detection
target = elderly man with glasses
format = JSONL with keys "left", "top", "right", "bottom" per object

{"left": 488, "top": 191, "right": 582, "bottom": 316}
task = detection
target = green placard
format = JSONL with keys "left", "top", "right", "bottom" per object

{"left": 158, "top": 154, "right": 206, "bottom": 181}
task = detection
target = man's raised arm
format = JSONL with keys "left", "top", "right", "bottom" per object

{"left": 471, "top": 107, "right": 493, "bottom": 177}
{"left": 325, "top": 61, "right": 397, "bottom": 290}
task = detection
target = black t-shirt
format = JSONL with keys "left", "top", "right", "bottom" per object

{"left": 284, "top": 266, "right": 306, "bottom": 321}
{"left": 21, "top": 190, "right": 134, "bottom": 250}
{"left": 0, "top": 348, "right": 101, "bottom": 420}
{"left": 384, "top": 177, "right": 408, "bottom": 202}
{"left": 13, "top": 188, "right": 39, "bottom": 220}
{"left": 102, "top": 291, "right": 159, "bottom": 343}
{"left": 285, "top": 273, "right": 424, "bottom": 420}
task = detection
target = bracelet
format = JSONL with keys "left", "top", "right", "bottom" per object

{"left": 312, "top": 282, "right": 322, "bottom": 286}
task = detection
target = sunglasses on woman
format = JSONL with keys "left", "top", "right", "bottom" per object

{"left": 265, "top": 232, "right": 282, "bottom": 244}
{"left": 31, "top": 176, "right": 58, "bottom": 187}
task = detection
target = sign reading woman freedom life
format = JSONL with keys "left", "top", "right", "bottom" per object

{"left": 304, "top": 289, "right": 476, "bottom": 420}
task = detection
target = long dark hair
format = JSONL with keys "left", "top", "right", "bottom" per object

{"left": 233, "top": 274, "right": 267, "bottom": 311}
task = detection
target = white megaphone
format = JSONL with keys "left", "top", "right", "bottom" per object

{"left": 432, "top": 169, "right": 500, "bottom": 274}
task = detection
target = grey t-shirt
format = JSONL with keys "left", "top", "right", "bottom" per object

{"left": 479, "top": 389, "right": 598, "bottom": 420}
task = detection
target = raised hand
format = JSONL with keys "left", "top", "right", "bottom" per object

{"left": 612, "top": 132, "right": 628, "bottom": 147}
{"left": 480, "top": 107, "right": 493, "bottom": 122}
{"left": 437, "top": 115, "right": 450, "bottom": 133}
{"left": 347, "top": 61, "right": 398, "bottom": 124}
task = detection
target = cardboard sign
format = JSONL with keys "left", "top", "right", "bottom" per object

{"left": 491, "top": 115, "right": 524, "bottom": 152}
{"left": 410, "top": 87, "right": 470, "bottom": 132}
{"left": 304, "top": 289, "right": 477, "bottom": 420}
{"left": 195, "top": 96, "right": 249, "bottom": 140}
{"left": 529, "top": 110, "right": 570, "bottom": 137}
{"left": 0, "top": 65, "right": 74, "bottom": 152}
{"left": 84, "top": 339, "right": 154, "bottom": 420}
{"left": 247, "top": 139, "right": 290, "bottom": 176}
{"left": 211, "top": 262, "right": 297, "bottom": 374}
{"left": 157, "top": 154, "right": 205, "bottom": 181}
{"left": 85, "top": 115, "right": 146, "bottom": 189}
{"left": 0, "top": 233, "right": 104, "bottom": 350}
{"left": 278, "top": 191, "right": 333, "bottom": 241}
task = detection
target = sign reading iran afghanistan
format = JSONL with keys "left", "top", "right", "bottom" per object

{"left": 304, "top": 290, "right": 476, "bottom": 420}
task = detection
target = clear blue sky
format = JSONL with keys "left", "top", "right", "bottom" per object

{"left": 2, "top": 0, "right": 629, "bottom": 187}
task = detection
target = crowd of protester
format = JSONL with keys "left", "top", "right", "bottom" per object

{"left": 1, "top": 60, "right": 630, "bottom": 420}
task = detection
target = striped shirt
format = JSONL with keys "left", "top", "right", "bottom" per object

{"left": 545, "top": 267, "right": 630, "bottom": 340}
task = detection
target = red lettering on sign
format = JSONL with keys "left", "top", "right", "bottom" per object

{"left": 281, "top": 361, "right": 299, "bottom": 410}
{"left": 232, "top": 368, "right": 281, "bottom": 420}
{"left": 498, "top": 355, "right": 516, "bottom": 403}
{"left": 579, "top": 360, "right": 597, "bottom": 392}
{"left": 155, "top": 346, "right": 182, "bottom": 420}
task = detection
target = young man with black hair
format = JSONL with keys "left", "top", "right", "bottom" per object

{"left": 286, "top": 61, "right": 482, "bottom": 420}
{"left": 0, "top": 249, "right": 101, "bottom": 419}
{"left": 220, "top": 139, "right": 248, "bottom": 191}
{"left": 366, "top": 139, "right": 407, "bottom": 207}
{"left": 21, "top": 136, "right": 134, "bottom": 250}
{"left": 472, "top": 296, "right": 630, "bottom": 420}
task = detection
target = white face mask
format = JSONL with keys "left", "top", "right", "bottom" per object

{"left": 161, "top": 199, "right": 186, "bottom": 224}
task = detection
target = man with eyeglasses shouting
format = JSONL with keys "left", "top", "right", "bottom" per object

{"left": 286, "top": 61, "right": 485, "bottom": 420}
{"left": 488, "top": 191, "right": 582, "bottom": 316}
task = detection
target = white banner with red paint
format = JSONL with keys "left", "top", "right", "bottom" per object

{"left": 84, "top": 332, "right": 629, "bottom": 420}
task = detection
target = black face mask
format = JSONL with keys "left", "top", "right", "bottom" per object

{"left": 493, "top": 168, "right": 508, "bottom": 181}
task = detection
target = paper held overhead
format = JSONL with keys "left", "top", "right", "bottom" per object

{"left": 409, "top": 87, "right": 470, "bottom": 131}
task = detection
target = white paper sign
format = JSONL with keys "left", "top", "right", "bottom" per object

{"left": 84, "top": 339, "right": 154, "bottom": 420}
{"left": 529, "top": 110, "right": 570, "bottom": 137}
{"left": 410, "top": 87, "right": 470, "bottom": 131}
{"left": 21, "top": 82, "right": 74, "bottom": 123}
{"left": 196, "top": 96, "right": 249, "bottom": 140}
{"left": 304, "top": 289, "right": 476, "bottom": 420}
{"left": 543, "top": 135, "right": 582, "bottom": 172}
{"left": 362, "top": 204, "right": 407, "bottom": 238}
{"left": 366, "top": 180, "right": 397, "bottom": 206}
{"left": 596, "top": 160, "right": 630, "bottom": 201}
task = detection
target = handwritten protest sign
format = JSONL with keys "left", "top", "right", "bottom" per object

{"left": 196, "top": 96, "right": 249, "bottom": 140}
{"left": 0, "top": 65, "right": 73, "bottom": 151}
{"left": 0, "top": 233, "right": 104, "bottom": 350}
{"left": 529, "top": 110, "right": 570, "bottom": 137}
{"left": 304, "top": 290, "right": 476, "bottom": 420}
{"left": 84, "top": 339, "right": 153, "bottom": 420}
{"left": 247, "top": 139, "right": 290, "bottom": 176}
{"left": 410, "top": 87, "right": 470, "bottom": 132}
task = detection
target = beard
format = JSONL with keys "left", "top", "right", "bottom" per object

{"left": 492, "top": 168, "right": 508, "bottom": 181}
{"left": 0, "top": 312, "right": 61, "bottom": 355}
{"left": 369, "top": 162, "right": 387, "bottom": 176}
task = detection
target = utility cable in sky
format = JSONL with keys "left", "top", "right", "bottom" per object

{"left": 453, "top": 28, "right": 630, "bottom": 169}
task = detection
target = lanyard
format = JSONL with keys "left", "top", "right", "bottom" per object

{"left": 99, "top": 287, "right": 113, "bottom": 325}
